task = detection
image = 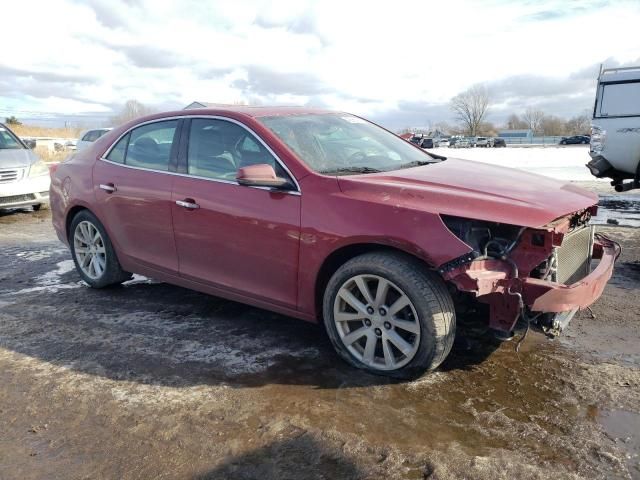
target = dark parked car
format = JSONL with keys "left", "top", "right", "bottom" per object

{"left": 489, "top": 137, "right": 506, "bottom": 148}
{"left": 50, "top": 107, "right": 618, "bottom": 378}
{"left": 560, "top": 135, "right": 590, "bottom": 145}
{"left": 420, "top": 138, "right": 434, "bottom": 149}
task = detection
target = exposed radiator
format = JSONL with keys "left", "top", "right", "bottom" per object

{"left": 555, "top": 225, "right": 594, "bottom": 285}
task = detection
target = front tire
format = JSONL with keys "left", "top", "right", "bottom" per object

{"left": 69, "top": 210, "right": 131, "bottom": 288}
{"left": 323, "top": 252, "right": 456, "bottom": 378}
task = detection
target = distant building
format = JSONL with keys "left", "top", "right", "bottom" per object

{"left": 184, "top": 101, "right": 216, "bottom": 109}
{"left": 497, "top": 129, "right": 533, "bottom": 139}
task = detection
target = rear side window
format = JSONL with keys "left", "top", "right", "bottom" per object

{"left": 599, "top": 82, "right": 640, "bottom": 117}
{"left": 105, "top": 120, "right": 178, "bottom": 171}
{"left": 106, "top": 133, "right": 129, "bottom": 164}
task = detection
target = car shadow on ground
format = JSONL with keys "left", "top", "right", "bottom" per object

{"left": 0, "top": 247, "right": 503, "bottom": 391}
{"left": 192, "top": 435, "right": 364, "bottom": 480}
{"left": 0, "top": 206, "right": 40, "bottom": 218}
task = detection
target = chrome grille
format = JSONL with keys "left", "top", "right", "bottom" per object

{"left": 0, "top": 168, "right": 23, "bottom": 183}
{"left": 556, "top": 226, "right": 594, "bottom": 285}
{"left": 0, "top": 193, "right": 36, "bottom": 205}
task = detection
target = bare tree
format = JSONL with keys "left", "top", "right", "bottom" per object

{"left": 111, "top": 100, "right": 155, "bottom": 126}
{"left": 450, "top": 84, "right": 490, "bottom": 136}
{"left": 478, "top": 121, "right": 497, "bottom": 136}
{"left": 522, "top": 107, "right": 545, "bottom": 135}
{"left": 506, "top": 113, "right": 527, "bottom": 130}
{"left": 432, "top": 121, "right": 454, "bottom": 136}
{"left": 540, "top": 115, "right": 566, "bottom": 136}
{"left": 565, "top": 113, "right": 590, "bottom": 135}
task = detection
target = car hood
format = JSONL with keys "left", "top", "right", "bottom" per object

{"left": 0, "top": 148, "right": 39, "bottom": 168}
{"left": 337, "top": 158, "right": 598, "bottom": 228}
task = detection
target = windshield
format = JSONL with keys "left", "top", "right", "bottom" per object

{"left": 0, "top": 127, "right": 23, "bottom": 150}
{"left": 259, "top": 113, "right": 442, "bottom": 175}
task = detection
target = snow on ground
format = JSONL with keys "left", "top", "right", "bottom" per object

{"left": 439, "top": 145, "right": 600, "bottom": 182}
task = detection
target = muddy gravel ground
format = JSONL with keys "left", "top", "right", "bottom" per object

{"left": 0, "top": 207, "right": 639, "bottom": 480}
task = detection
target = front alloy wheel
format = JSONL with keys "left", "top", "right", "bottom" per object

{"left": 323, "top": 251, "right": 456, "bottom": 378}
{"left": 334, "top": 274, "right": 420, "bottom": 370}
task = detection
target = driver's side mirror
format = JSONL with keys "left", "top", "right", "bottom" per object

{"left": 23, "top": 139, "right": 36, "bottom": 149}
{"left": 236, "top": 164, "right": 291, "bottom": 189}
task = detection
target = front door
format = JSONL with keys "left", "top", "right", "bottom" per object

{"left": 171, "top": 117, "right": 301, "bottom": 308}
{"left": 93, "top": 119, "right": 181, "bottom": 273}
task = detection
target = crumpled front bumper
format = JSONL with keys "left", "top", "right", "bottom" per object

{"left": 522, "top": 236, "right": 619, "bottom": 312}
{"left": 443, "top": 234, "right": 620, "bottom": 332}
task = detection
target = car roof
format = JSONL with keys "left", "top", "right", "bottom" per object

{"left": 189, "top": 105, "right": 333, "bottom": 118}
{"left": 129, "top": 106, "right": 339, "bottom": 127}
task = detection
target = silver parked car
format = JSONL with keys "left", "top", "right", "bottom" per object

{"left": 0, "top": 123, "right": 50, "bottom": 211}
{"left": 76, "top": 128, "right": 112, "bottom": 151}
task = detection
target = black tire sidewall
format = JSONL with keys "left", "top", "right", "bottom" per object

{"left": 323, "top": 253, "right": 454, "bottom": 378}
{"left": 69, "top": 210, "right": 130, "bottom": 288}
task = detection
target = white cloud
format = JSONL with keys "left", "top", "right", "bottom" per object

{"left": 1, "top": 0, "right": 639, "bottom": 129}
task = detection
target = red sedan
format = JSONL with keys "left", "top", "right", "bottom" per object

{"left": 50, "top": 107, "right": 618, "bottom": 377}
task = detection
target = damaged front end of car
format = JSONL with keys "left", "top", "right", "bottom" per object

{"left": 438, "top": 208, "right": 621, "bottom": 336}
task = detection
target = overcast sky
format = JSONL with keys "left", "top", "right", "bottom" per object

{"left": 2, "top": 0, "right": 639, "bottom": 130}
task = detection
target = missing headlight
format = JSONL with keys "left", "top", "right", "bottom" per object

{"left": 441, "top": 215, "right": 523, "bottom": 258}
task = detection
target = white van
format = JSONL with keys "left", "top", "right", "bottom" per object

{"left": 587, "top": 66, "right": 640, "bottom": 191}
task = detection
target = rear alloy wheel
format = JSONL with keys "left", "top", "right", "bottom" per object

{"left": 70, "top": 210, "right": 131, "bottom": 288}
{"left": 323, "top": 252, "right": 456, "bottom": 378}
{"left": 74, "top": 220, "right": 107, "bottom": 280}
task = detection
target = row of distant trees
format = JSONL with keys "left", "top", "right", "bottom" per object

{"left": 445, "top": 84, "right": 591, "bottom": 137}
{"left": 7, "top": 94, "right": 590, "bottom": 137}
{"left": 4, "top": 100, "right": 154, "bottom": 131}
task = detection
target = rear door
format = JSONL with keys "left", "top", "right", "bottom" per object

{"left": 171, "top": 117, "right": 301, "bottom": 308}
{"left": 93, "top": 119, "right": 181, "bottom": 274}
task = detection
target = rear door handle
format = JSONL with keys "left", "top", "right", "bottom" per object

{"left": 175, "top": 199, "right": 200, "bottom": 210}
{"left": 99, "top": 183, "right": 116, "bottom": 193}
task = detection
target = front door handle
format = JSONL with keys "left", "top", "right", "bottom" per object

{"left": 99, "top": 183, "right": 116, "bottom": 193}
{"left": 175, "top": 199, "right": 200, "bottom": 210}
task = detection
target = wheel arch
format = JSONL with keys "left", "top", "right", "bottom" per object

{"left": 313, "top": 242, "right": 435, "bottom": 320}
{"left": 65, "top": 205, "right": 90, "bottom": 240}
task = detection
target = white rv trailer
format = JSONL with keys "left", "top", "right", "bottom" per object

{"left": 587, "top": 65, "right": 640, "bottom": 191}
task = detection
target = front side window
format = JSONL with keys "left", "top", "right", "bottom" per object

{"left": 187, "top": 118, "right": 287, "bottom": 181}
{"left": 259, "top": 113, "right": 440, "bottom": 175}
{"left": 0, "top": 127, "right": 23, "bottom": 150}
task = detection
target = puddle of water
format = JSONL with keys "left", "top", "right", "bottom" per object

{"left": 593, "top": 195, "right": 640, "bottom": 228}
{"left": 599, "top": 409, "right": 640, "bottom": 479}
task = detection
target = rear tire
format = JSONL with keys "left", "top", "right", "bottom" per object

{"left": 69, "top": 210, "right": 132, "bottom": 288}
{"left": 323, "top": 251, "right": 456, "bottom": 378}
